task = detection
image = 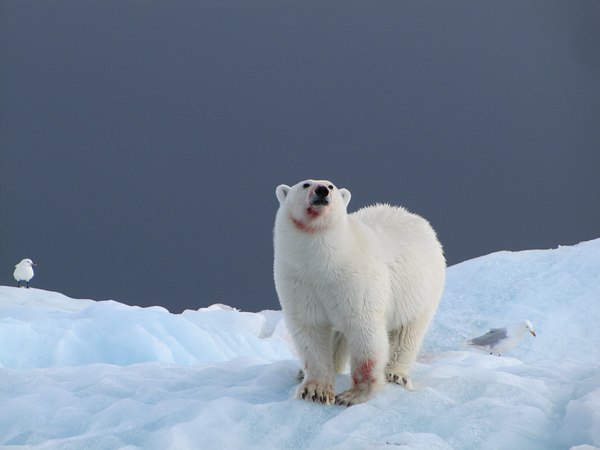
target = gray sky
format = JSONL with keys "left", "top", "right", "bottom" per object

{"left": 1, "top": 0, "right": 599, "bottom": 313}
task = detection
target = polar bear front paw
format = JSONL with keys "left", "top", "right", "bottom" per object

{"left": 386, "top": 371, "right": 413, "bottom": 390}
{"left": 296, "top": 379, "right": 335, "bottom": 404}
{"left": 335, "top": 387, "right": 372, "bottom": 407}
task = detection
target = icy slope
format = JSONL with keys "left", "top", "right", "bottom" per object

{"left": 0, "top": 239, "right": 599, "bottom": 449}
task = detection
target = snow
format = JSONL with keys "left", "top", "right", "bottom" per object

{"left": 1, "top": 239, "right": 599, "bottom": 449}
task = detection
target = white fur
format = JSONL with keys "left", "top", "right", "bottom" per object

{"left": 273, "top": 179, "right": 445, "bottom": 406}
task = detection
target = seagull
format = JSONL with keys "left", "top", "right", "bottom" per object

{"left": 464, "top": 320, "right": 536, "bottom": 356}
{"left": 13, "top": 258, "right": 36, "bottom": 288}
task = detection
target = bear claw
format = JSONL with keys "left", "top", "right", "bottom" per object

{"left": 386, "top": 372, "right": 413, "bottom": 389}
{"left": 296, "top": 380, "right": 334, "bottom": 404}
{"left": 334, "top": 387, "right": 371, "bottom": 406}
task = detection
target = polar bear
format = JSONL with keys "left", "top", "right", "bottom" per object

{"left": 273, "top": 179, "right": 445, "bottom": 406}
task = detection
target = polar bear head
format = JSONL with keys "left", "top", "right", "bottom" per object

{"left": 275, "top": 179, "right": 351, "bottom": 233}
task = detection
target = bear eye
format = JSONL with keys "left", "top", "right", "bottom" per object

{"left": 328, "top": 185, "right": 334, "bottom": 190}
{"left": 303, "top": 183, "right": 310, "bottom": 189}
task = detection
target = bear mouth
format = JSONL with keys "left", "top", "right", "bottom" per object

{"left": 311, "top": 199, "right": 329, "bottom": 206}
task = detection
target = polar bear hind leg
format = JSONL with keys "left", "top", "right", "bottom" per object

{"left": 332, "top": 331, "right": 349, "bottom": 373}
{"left": 385, "top": 312, "right": 434, "bottom": 390}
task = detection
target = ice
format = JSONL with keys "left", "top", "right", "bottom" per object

{"left": 1, "top": 239, "right": 599, "bottom": 449}
{"left": 557, "top": 371, "right": 600, "bottom": 448}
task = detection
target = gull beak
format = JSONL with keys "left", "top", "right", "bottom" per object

{"left": 530, "top": 330, "right": 536, "bottom": 337}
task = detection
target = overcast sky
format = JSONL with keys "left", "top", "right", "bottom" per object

{"left": 1, "top": 0, "right": 599, "bottom": 313}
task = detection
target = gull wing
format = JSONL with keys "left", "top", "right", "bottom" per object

{"left": 468, "top": 328, "right": 508, "bottom": 347}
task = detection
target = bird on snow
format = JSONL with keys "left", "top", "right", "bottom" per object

{"left": 464, "top": 320, "right": 536, "bottom": 356}
{"left": 13, "top": 258, "right": 36, "bottom": 288}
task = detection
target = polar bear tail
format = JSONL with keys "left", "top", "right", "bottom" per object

{"left": 333, "top": 331, "right": 348, "bottom": 374}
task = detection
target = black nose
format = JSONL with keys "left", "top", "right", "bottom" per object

{"left": 315, "top": 185, "right": 329, "bottom": 198}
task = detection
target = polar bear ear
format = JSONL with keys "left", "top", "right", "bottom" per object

{"left": 276, "top": 184, "right": 291, "bottom": 204}
{"left": 339, "top": 188, "right": 351, "bottom": 207}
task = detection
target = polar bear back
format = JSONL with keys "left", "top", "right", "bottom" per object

{"left": 352, "top": 203, "right": 443, "bottom": 263}
{"left": 352, "top": 203, "right": 446, "bottom": 322}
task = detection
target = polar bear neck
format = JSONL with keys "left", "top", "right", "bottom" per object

{"left": 276, "top": 213, "right": 358, "bottom": 260}
{"left": 291, "top": 216, "right": 315, "bottom": 233}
